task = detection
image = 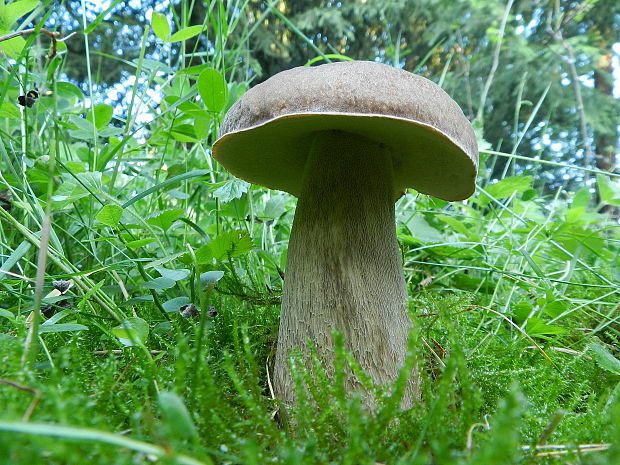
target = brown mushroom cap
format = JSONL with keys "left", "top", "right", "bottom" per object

{"left": 212, "top": 61, "right": 478, "bottom": 201}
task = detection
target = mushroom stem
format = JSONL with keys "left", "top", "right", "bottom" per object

{"left": 273, "top": 130, "right": 417, "bottom": 409}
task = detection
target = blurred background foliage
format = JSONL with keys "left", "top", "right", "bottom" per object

{"left": 43, "top": 0, "right": 620, "bottom": 186}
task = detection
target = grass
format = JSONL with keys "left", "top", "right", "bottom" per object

{"left": 1, "top": 294, "right": 618, "bottom": 463}
{"left": 1, "top": 0, "right": 619, "bottom": 463}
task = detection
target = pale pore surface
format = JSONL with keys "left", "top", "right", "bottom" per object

{"left": 213, "top": 61, "right": 478, "bottom": 201}
{"left": 273, "top": 131, "right": 417, "bottom": 408}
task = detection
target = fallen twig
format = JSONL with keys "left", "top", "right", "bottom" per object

{"left": 0, "top": 378, "right": 41, "bottom": 421}
{"left": 0, "top": 28, "right": 75, "bottom": 59}
{"left": 521, "top": 443, "right": 611, "bottom": 457}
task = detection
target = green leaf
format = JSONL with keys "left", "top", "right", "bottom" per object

{"left": 55, "top": 82, "right": 84, "bottom": 101}
{"left": 200, "top": 270, "right": 224, "bottom": 285}
{"left": 588, "top": 341, "right": 620, "bottom": 375}
{"left": 192, "top": 244, "right": 213, "bottom": 265}
{"left": 112, "top": 317, "right": 149, "bottom": 347}
{"left": 472, "top": 120, "right": 492, "bottom": 152}
{"left": 98, "top": 127, "right": 123, "bottom": 138}
{"left": 38, "top": 323, "right": 89, "bottom": 334}
{"left": 86, "top": 104, "right": 114, "bottom": 130}
{"left": 67, "top": 115, "right": 96, "bottom": 132}
{"left": 0, "top": 240, "right": 31, "bottom": 278}
{"left": 566, "top": 206, "right": 585, "bottom": 223}
{"left": 135, "top": 59, "right": 173, "bottom": 74}
{"left": 155, "top": 267, "right": 190, "bottom": 281}
{"left": 262, "top": 195, "right": 289, "bottom": 220}
{"left": 0, "top": 421, "right": 215, "bottom": 464}
{"left": 212, "top": 178, "right": 250, "bottom": 203}
{"left": 146, "top": 209, "right": 185, "bottom": 231}
{"left": 76, "top": 171, "right": 104, "bottom": 192}
{"left": 162, "top": 296, "right": 191, "bottom": 313}
{"left": 95, "top": 204, "right": 123, "bottom": 227}
{"left": 67, "top": 115, "right": 97, "bottom": 140}
{"left": 525, "top": 318, "right": 566, "bottom": 338}
{"left": 177, "top": 63, "right": 215, "bottom": 75}
{"left": 0, "top": 0, "right": 39, "bottom": 27}
{"left": 0, "top": 31, "right": 24, "bottom": 58}
{"left": 192, "top": 117, "right": 211, "bottom": 140}
{"left": 540, "top": 299, "right": 566, "bottom": 319}
{"left": 435, "top": 215, "right": 472, "bottom": 238}
{"left": 167, "top": 25, "right": 203, "bottom": 43}
{"left": 0, "top": 101, "right": 20, "bottom": 119}
{"left": 597, "top": 174, "right": 620, "bottom": 206}
{"left": 52, "top": 172, "right": 103, "bottom": 208}
{"left": 511, "top": 301, "right": 532, "bottom": 324}
{"left": 42, "top": 308, "right": 73, "bottom": 326}
{"left": 157, "top": 391, "right": 198, "bottom": 441}
{"left": 151, "top": 12, "right": 170, "bottom": 40}
{"left": 0, "top": 309, "right": 15, "bottom": 319}
{"left": 198, "top": 68, "right": 227, "bottom": 113}
{"left": 405, "top": 215, "right": 444, "bottom": 243}
{"left": 305, "top": 54, "right": 354, "bottom": 66}
{"left": 485, "top": 175, "right": 533, "bottom": 200}
{"left": 142, "top": 277, "right": 176, "bottom": 290}
{"left": 550, "top": 224, "right": 605, "bottom": 260}
{"left": 208, "top": 231, "right": 254, "bottom": 261}
{"left": 423, "top": 243, "right": 483, "bottom": 260}
{"left": 572, "top": 187, "right": 591, "bottom": 209}
{"left": 125, "top": 238, "right": 155, "bottom": 249}
{"left": 170, "top": 123, "right": 198, "bottom": 143}
{"left": 176, "top": 99, "right": 203, "bottom": 115}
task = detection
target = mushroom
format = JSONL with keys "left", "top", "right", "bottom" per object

{"left": 212, "top": 61, "right": 478, "bottom": 408}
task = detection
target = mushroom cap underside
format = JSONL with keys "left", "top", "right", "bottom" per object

{"left": 214, "top": 113, "right": 478, "bottom": 201}
{"left": 212, "top": 61, "right": 478, "bottom": 201}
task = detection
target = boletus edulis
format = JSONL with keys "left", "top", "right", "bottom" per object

{"left": 212, "top": 61, "right": 478, "bottom": 409}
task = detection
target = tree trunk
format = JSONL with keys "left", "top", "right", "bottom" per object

{"left": 594, "top": 51, "right": 616, "bottom": 173}
{"left": 594, "top": 51, "right": 618, "bottom": 217}
{"left": 273, "top": 130, "right": 418, "bottom": 410}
